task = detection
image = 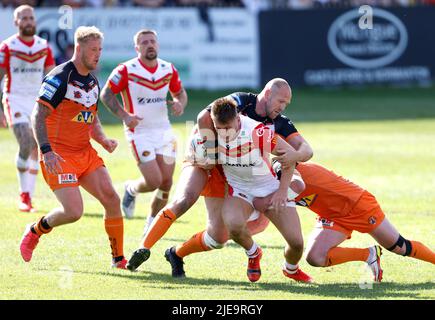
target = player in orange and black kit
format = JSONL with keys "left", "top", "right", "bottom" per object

{"left": 253, "top": 161, "right": 435, "bottom": 282}
{"left": 18, "top": 26, "right": 127, "bottom": 269}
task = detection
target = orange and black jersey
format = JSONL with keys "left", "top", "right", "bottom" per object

{"left": 37, "top": 61, "right": 100, "bottom": 154}
{"left": 295, "top": 162, "right": 366, "bottom": 219}
{"left": 206, "top": 92, "right": 299, "bottom": 141}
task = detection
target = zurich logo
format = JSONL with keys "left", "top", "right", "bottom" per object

{"left": 327, "top": 8, "right": 408, "bottom": 69}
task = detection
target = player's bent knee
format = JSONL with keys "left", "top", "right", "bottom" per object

{"left": 66, "top": 209, "right": 84, "bottom": 223}
{"left": 159, "top": 178, "right": 173, "bottom": 191}
{"left": 204, "top": 232, "right": 226, "bottom": 250}
{"left": 291, "top": 241, "right": 304, "bottom": 253}
{"left": 306, "top": 252, "right": 327, "bottom": 267}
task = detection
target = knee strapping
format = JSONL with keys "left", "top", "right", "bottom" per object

{"left": 203, "top": 232, "right": 226, "bottom": 249}
{"left": 387, "top": 235, "right": 413, "bottom": 256}
{"left": 156, "top": 189, "right": 169, "bottom": 200}
{"left": 15, "top": 154, "right": 28, "bottom": 170}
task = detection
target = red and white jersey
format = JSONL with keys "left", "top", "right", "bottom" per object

{"left": 107, "top": 57, "right": 182, "bottom": 135}
{"left": 0, "top": 34, "right": 55, "bottom": 97}
{"left": 219, "top": 115, "right": 279, "bottom": 197}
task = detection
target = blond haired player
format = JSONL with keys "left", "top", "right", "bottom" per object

{"left": 0, "top": 5, "right": 55, "bottom": 212}
{"left": 19, "top": 26, "right": 127, "bottom": 269}
{"left": 101, "top": 29, "right": 187, "bottom": 232}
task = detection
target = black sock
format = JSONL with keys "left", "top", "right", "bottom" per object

{"left": 41, "top": 218, "right": 51, "bottom": 230}
{"left": 113, "top": 256, "right": 124, "bottom": 263}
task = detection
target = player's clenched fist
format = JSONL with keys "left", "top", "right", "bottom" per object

{"left": 101, "top": 138, "right": 118, "bottom": 153}
{"left": 123, "top": 113, "right": 143, "bottom": 130}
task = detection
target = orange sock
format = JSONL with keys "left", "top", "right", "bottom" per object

{"left": 326, "top": 247, "right": 370, "bottom": 267}
{"left": 175, "top": 230, "right": 210, "bottom": 258}
{"left": 32, "top": 216, "right": 53, "bottom": 237}
{"left": 409, "top": 241, "right": 435, "bottom": 264}
{"left": 142, "top": 208, "right": 176, "bottom": 249}
{"left": 104, "top": 216, "right": 124, "bottom": 259}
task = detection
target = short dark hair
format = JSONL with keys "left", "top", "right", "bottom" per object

{"left": 210, "top": 97, "right": 238, "bottom": 124}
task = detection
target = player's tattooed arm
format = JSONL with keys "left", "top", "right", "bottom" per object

{"left": 100, "top": 84, "right": 142, "bottom": 129}
{"left": 31, "top": 102, "right": 52, "bottom": 147}
{"left": 90, "top": 115, "right": 118, "bottom": 153}
{"left": 0, "top": 67, "right": 6, "bottom": 127}
{"left": 32, "top": 103, "right": 65, "bottom": 174}
{"left": 0, "top": 66, "right": 5, "bottom": 82}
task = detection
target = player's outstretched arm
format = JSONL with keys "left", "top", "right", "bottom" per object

{"left": 100, "top": 84, "right": 142, "bottom": 129}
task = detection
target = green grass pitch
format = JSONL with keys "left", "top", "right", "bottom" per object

{"left": 0, "top": 87, "right": 434, "bottom": 299}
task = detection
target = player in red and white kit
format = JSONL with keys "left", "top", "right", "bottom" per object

{"left": 0, "top": 5, "right": 55, "bottom": 212}
{"left": 101, "top": 29, "right": 187, "bottom": 232}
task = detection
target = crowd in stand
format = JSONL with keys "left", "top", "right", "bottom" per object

{"left": 1, "top": 0, "right": 434, "bottom": 9}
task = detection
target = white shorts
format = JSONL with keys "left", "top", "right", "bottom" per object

{"left": 2, "top": 94, "right": 36, "bottom": 126}
{"left": 128, "top": 128, "right": 177, "bottom": 163}
{"left": 229, "top": 186, "right": 296, "bottom": 221}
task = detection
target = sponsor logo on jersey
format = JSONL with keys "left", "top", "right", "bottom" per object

{"left": 297, "top": 194, "right": 317, "bottom": 207}
{"left": 39, "top": 82, "right": 57, "bottom": 100}
{"left": 256, "top": 127, "right": 264, "bottom": 137}
{"left": 237, "top": 192, "right": 247, "bottom": 199}
{"left": 46, "top": 76, "right": 61, "bottom": 88}
{"left": 58, "top": 173, "right": 78, "bottom": 184}
{"left": 368, "top": 216, "right": 377, "bottom": 225}
{"left": 74, "top": 91, "right": 82, "bottom": 99}
{"left": 12, "top": 67, "right": 43, "bottom": 73}
{"left": 72, "top": 111, "right": 95, "bottom": 124}
{"left": 14, "top": 112, "right": 21, "bottom": 118}
{"left": 110, "top": 72, "right": 121, "bottom": 86}
{"left": 137, "top": 97, "right": 166, "bottom": 104}
{"left": 142, "top": 150, "right": 151, "bottom": 157}
{"left": 224, "top": 163, "right": 255, "bottom": 168}
{"left": 318, "top": 217, "right": 334, "bottom": 228}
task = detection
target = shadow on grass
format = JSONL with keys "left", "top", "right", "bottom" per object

{"left": 72, "top": 268, "right": 434, "bottom": 300}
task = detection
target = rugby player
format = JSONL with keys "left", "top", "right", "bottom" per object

{"left": 0, "top": 5, "right": 55, "bottom": 212}
{"left": 19, "top": 26, "right": 127, "bottom": 269}
{"left": 101, "top": 29, "right": 187, "bottom": 232}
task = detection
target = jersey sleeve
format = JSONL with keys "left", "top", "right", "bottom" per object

{"left": 37, "top": 72, "right": 67, "bottom": 110}
{"left": 0, "top": 42, "right": 10, "bottom": 69}
{"left": 44, "top": 45, "right": 55, "bottom": 68}
{"left": 106, "top": 64, "right": 128, "bottom": 94}
{"left": 252, "top": 124, "right": 277, "bottom": 155}
{"left": 169, "top": 64, "right": 182, "bottom": 95}
{"left": 274, "top": 115, "right": 300, "bottom": 141}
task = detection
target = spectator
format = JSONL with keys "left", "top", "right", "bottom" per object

{"left": 61, "top": 0, "right": 86, "bottom": 7}
{"left": 132, "top": 0, "right": 166, "bottom": 6}
{"left": 55, "top": 42, "right": 74, "bottom": 65}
